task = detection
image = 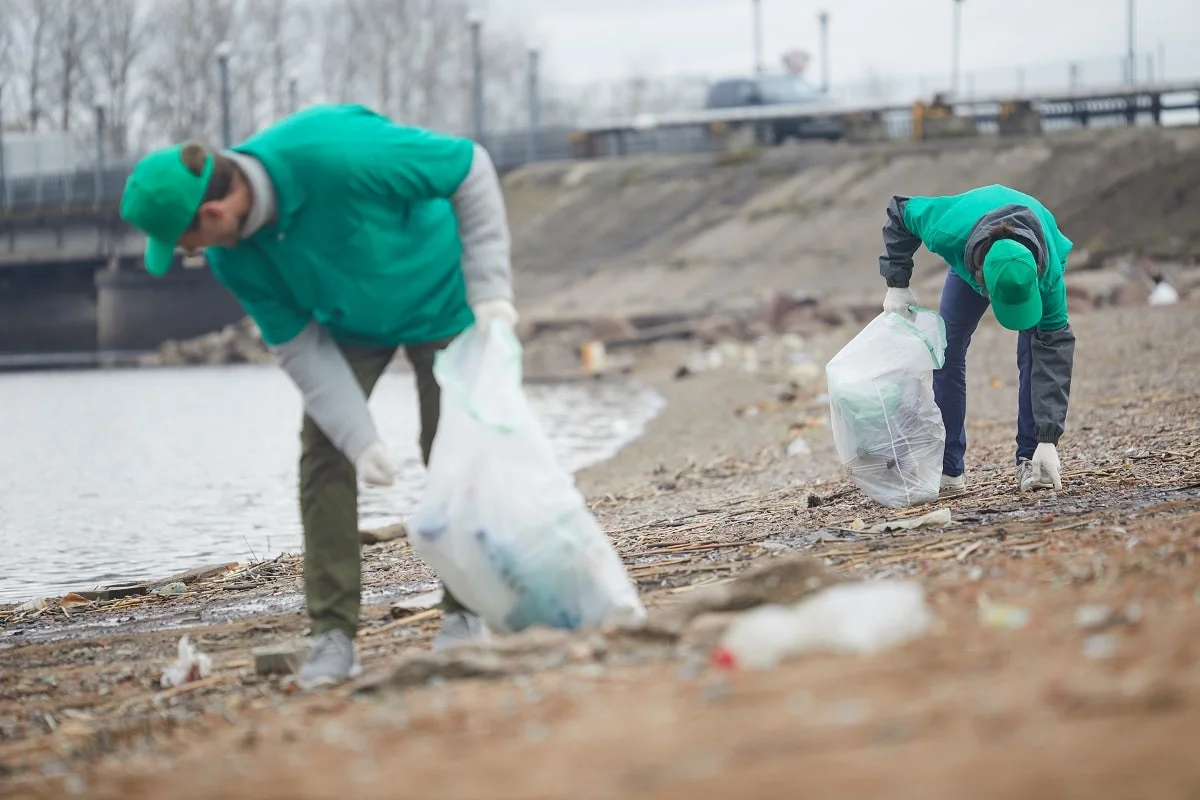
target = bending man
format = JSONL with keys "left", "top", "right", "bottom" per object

{"left": 119, "top": 103, "right": 517, "bottom": 688}
{"left": 876, "top": 183, "right": 1077, "bottom": 496}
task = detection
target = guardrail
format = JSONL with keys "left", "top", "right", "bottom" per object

{"left": 2, "top": 82, "right": 1197, "bottom": 219}
{"left": 0, "top": 127, "right": 574, "bottom": 218}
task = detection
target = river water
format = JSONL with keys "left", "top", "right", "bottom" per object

{"left": 0, "top": 365, "right": 664, "bottom": 603}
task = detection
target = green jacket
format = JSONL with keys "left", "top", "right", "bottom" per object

{"left": 207, "top": 104, "right": 477, "bottom": 348}
{"left": 881, "top": 184, "right": 1073, "bottom": 331}
{"left": 877, "top": 184, "right": 1076, "bottom": 445}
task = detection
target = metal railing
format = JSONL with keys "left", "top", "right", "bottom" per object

{"left": 2, "top": 62, "right": 1197, "bottom": 218}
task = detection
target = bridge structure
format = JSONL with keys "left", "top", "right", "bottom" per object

{"left": 1, "top": 82, "right": 1197, "bottom": 365}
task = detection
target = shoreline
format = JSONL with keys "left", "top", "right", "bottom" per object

{"left": 2, "top": 302, "right": 1199, "bottom": 798}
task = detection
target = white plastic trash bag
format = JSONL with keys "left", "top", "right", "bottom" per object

{"left": 411, "top": 317, "right": 646, "bottom": 635}
{"left": 825, "top": 307, "right": 948, "bottom": 508}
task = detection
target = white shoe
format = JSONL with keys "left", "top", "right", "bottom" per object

{"left": 432, "top": 610, "right": 491, "bottom": 652}
{"left": 939, "top": 473, "right": 967, "bottom": 497}
{"left": 296, "top": 629, "right": 362, "bottom": 690}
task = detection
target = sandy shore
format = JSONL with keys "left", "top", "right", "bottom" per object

{"left": 1, "top": 301, "right": 1199, "bottom": 799}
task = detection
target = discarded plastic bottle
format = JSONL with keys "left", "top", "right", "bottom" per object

{"left": 711, "top": 580, "right": 934, "bottom": 671}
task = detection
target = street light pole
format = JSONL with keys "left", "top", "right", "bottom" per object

{"left": 752, "top": 0, "right": 764, "bottom": 75}
{"left": 289, "top": 76, "right": 299, "bottom": 115}
{"left": 1126, "top": 0, "right": 1136, "bottom": 86}
{"left": 526, "top": 48, "right": 540, "bottom": 164}
{"left": 951, "top": 0, "right": 964, "bottom": 96}
{"left": 94, "top": 105, "right": 106, "bottom": 204}
{"left": 468, "top": 14, "right": 485, "bottom": 145}
{"left": 215, "top": 41, "right": 233, "bottom": 148}
{"left": 0, "top": 85, "right": 7, "bottom": 210}
{"left": 818, "top": 11, "right": 830, "bottom": 94}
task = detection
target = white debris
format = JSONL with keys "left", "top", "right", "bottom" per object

{"left": 867, "top": 507, "right": 952, "bottom": 534}
{"left": 160, "top": 635, "right": 213, "bottom": 688}
{"left": 712, "top": 580, "right": 933, "bottom": 670}
{"left": 786, "top": 437, "right": 812, "bottom": 457}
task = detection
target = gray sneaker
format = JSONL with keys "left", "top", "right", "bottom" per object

{"left": 432, "top": 610, "right": 491, "bottom": 652}
{"left": 1016, "top": 457, "right": 1054, "bottom": 492}
{"left": 939, "top": 473, "right": 967, "bottom": 497}
{"left": 297, "top": 629, "right": 362, "bottom": 690}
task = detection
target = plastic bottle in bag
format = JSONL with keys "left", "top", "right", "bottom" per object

{"left": 411, "top": 317, "right": 646, "bottom": 635}
{"left": 825, "top": 308, "right": 948, "bottom": 508}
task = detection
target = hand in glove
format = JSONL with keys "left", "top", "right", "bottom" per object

{"left": 883, "top": 286, "right": 918, "bottom": 317}
{"left": 472, "top": 298, "right": 518, "bottom": 334}
{"left": 355, "top": 441, "right": 398, "bottom": 487}
{"left": 1020, "top": 442, "right": 1062, "bottom": 492}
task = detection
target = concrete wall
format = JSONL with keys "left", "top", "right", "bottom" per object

{"left": 0, "top": 260, "right": 246, "bottom": 355}
{"left": 95, "top": 263, "right": 246, "bottom": 352}
{"left": 0, "top": 264, "right": 99, "bottom": 354}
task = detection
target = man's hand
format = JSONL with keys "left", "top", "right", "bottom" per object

{"left": 473, "top": 298, "right": 518, "bottom": 333}
{"left": 883, "top": 287, "right": 918, "bottom": 317}
{"left": 355, "top": 441, "right": 397, "bottom": 487}
{"left": 1020, "top": 442, "right": 1062, "bottom": 492}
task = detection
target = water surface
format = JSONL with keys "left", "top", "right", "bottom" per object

{"left": 0, "top": 365, "right": 663, "bottom": 602}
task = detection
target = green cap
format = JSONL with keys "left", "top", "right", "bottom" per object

{"left": 119, "top": 145, "right": 214, "bottom": 277}
{"left": 983, "top": 239, "right": 1041, "bottom": 331}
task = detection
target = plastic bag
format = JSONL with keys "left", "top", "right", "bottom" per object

{"left": 410, "top": 318, "right": 646, "bottom": 635}
{"left": 825, "top": 307, "right": 948, "bottom": 508}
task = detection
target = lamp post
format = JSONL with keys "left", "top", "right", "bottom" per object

{"left": 94, "top": 105, "right": 107, "bottom": 203}
{"left": 1126, "top": 0, "right": 1136, "bottom": 85}
{"left": 951, "top": 0, "right": 964, "bottom": 96}
{"left": 818, "top": 11, "right": 830, "bottom": 94}
{"left": 289, "top": 75, "right": 299, "bottom": 115}
{"left": 0, "top": 85, "right": 7, "bottom": 209}
{"left": 215, "top": 41, "right": 233, "bottom": 148}
{"left": 526, "top": 48, "right": 540, "bottom": 163}
{"left": 752, "top": 0, "right": 764, "bottom": 75}
{"left": 467, "top": 11, "right": 485, "bottom": 145}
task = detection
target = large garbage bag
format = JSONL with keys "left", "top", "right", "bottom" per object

{"left": 410, "top": 317, "right": 646, "bottom": 635}
{"left": 825, "top": 308, "right": 948, "bottom": 508}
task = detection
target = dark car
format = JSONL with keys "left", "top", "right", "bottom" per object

{"left": 704, "top": 74, "right": 842, "bottom": 143}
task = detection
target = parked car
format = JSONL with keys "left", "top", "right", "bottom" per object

{"left": 703, "top": 74, "right": 843, "bottom": 143}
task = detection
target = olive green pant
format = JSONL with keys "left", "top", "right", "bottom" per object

{"left": 299, "top": 336, "right": 465, "bottom": 639}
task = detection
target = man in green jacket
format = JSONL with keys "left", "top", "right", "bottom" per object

{"left": 119, "top": 104, "right": 518, "bottom": 688}
{"left": 876, "top": 183, "right": 1077, "bottom": 496}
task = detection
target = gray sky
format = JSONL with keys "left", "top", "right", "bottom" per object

{"left": 485, "top": 0, "right": 1200, "bottom": 93}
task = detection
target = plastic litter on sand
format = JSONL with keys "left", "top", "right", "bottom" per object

{"left": 711, "top": 580, "right": 934, "bottom": 671}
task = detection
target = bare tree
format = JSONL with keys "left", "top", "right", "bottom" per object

{"left": 0, "top": 3, "right": 15, "bottom": 120}
{"left": 46, "top": 0, "right": 97, "bottom": 132}
{"left": 141, "top": 0, "right": 240, "bottom": 148}
{"left": 87, "top": 0, "right": 150, "bottom": 156}
{"left": 7, "top": 0, "right": 54, "bottom": 131}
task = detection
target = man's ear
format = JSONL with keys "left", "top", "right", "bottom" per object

{"left": 197, "top": 201, "right": 225, "bottom": 225}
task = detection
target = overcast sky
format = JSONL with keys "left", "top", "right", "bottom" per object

{"left": 482, "top": 0, "right": 1200, "bottom": 93}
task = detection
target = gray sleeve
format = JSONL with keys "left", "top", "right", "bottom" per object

{"left": 1030, "top": 324, "right": 1076, "bottom": 444}
{"left": 879, "top": 195, "right": 922, "bottom": 288}
{"left": 451, "top": 143, "right": 514, "bottom": 306}
{"left": 271, "top": 322, "right": 379, "bottom": 463}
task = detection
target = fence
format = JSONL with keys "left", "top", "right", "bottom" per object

{"left": 1, "top": 52, "right": 1196, "bottom": 214}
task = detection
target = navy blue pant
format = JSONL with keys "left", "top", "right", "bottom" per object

{"left": 934, "top": 269, "right": 1039, "bottom": 477}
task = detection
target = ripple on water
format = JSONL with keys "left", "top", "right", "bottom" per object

{"left": 0, "top": 365, "right": 665, "bottom": 602}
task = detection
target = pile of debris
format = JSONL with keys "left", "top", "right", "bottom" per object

{"left": 138, "top": 317, "right": 273, "bottom": 367}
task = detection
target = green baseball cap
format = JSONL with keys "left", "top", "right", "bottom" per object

{"left": 119, "top": 145, "right": 214, "bottom": 277}
{"left": 983, "top": 239, "right": 1041, "bottom": 331}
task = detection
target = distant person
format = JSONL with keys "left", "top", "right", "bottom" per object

{"left": 118, "top": 104, "right": 518, "bottom": 689}
{"left": 875, "top": 184, "right": 1076, "bottom": 496}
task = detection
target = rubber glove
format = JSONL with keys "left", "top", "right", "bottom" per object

{"left": 1021, "top": 442, "right": 1062, "bottom": 492}
{"left": 355, "top": 441, "right": 398, "bottom": 487}
{"left": 473, "top": 298, "right": 519, "bottom": 333}
{"left": 883, "top": 287, "right": 918, "bottom": 317}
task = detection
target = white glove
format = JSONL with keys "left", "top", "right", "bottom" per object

{"left": 1021, "top": 442, "right": 1062, "bottom": 492}
{"left": 472, "top": 298, "right": 518, "bottom": 333}
{"left": 883, "top": 286, "right": 918, "bottom": 317}
{"left": 355, "top": 441, "right": 397, "bottom": 487}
